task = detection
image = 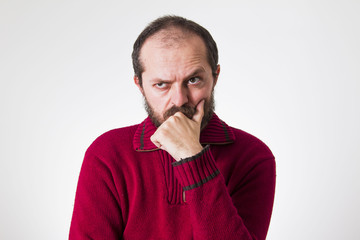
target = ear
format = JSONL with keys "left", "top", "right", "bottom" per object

{"left": 213, "top": 64, "right": 220, "bottom": 87}
{"left": 134, "top": 75, "right": 145, "bottom": 96}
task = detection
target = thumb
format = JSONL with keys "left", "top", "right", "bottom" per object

{"left": 192, "top": 99, "right": 205, "bottom": 124}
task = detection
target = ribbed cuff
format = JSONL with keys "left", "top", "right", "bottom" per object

{"left": 172, "top": 145, "right": 219, "bottom": 191}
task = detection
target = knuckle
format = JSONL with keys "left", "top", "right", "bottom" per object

{"left": 168, "top": 115, "right": 178, "bottom": 123}
{"left": 161, "top": 122, "right": 170, "bottom": 130}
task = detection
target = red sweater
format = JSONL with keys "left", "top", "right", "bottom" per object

{"left": 69, "top": 114, "right": 276, "bottom": 240}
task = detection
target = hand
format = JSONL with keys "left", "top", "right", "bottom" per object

{"left": 150, "top": 100, "right": 205, "bottom": 161}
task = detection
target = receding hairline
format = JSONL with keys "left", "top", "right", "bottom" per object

{"left": 139, "top": 27, "right": 208, "bottom": 72}
{"left": 143, "top": 26, "right": 202, "bottom": 48}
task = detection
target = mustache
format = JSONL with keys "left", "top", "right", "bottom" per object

{"left": 163, "top": 104, "right": 196, "bottom": 120}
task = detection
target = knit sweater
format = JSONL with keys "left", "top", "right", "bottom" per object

{"left": 69, "top": 114, "right": 276, "bottom": 240}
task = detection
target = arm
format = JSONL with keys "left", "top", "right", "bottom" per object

{"left": 151, "top": 100, "right": 275, "bottom": 239}
{"left": 69, "top": 151, "right": 123, "bottom": 240}
{"left": 172, "top": 146, "right": 276, "bottom": 240}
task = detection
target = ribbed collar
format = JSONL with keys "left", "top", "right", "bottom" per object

{"left": 133, "top": 113, "right": 235, "bottom": 152}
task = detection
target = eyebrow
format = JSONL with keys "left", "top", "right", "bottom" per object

{"left": 187, "top": 67, "right": 206, "bottom": 79}
{"left": 150, "top": 67, "right": 206, "bottom": 83}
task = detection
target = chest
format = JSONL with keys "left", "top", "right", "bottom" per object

{"left": 115, "top": 150, "right": 193, "bottom": 239}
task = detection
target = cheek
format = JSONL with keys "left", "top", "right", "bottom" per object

{"left": 190, "top": 87, "right": 213, "bottom": 103}
{"left": 144, "top": 89, "right": 170, "bottom": 113}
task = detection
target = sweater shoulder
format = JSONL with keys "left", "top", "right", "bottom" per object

{"left": 221, "top": 126, "right": 276, "bottom": 186}
{"left": 229, "top": 126, "right": 274, "bottom": 161}
{"left": 85, "top": 124, "right": 139, "bottom": 158}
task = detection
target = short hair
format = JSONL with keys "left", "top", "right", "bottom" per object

{"left": 132, "top": 15, "right": 219, "bottom": 86}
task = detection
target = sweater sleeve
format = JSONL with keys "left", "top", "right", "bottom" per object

{"left": 69, "top": 150, "right": 123, "bottom": 240}
{"left": 172, "top": 145, "right": 276, "bottom": 240}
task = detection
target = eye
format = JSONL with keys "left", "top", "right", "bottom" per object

{"left": 155, "top": 82, "right": 167, "bottom": 89}
{"left": 188, "top": 77, "right": 200, "bottom": 85}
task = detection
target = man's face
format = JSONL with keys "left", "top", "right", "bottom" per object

{"left": 135, "top": 29, "right": 219, "bottom": 128}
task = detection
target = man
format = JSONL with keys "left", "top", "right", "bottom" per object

{"left": 70, "top": 15, "right": 275, "bottom": 240}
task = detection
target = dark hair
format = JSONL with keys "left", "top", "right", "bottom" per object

{"left": 132, "top": 15, "right": 218, "bottom": 86}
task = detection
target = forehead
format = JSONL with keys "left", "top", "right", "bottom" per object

{"left": 140, "top": 29, "right": 208, "bottom": 70}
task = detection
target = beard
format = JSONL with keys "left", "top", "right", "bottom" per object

{"left": 144, "top": 91, "right": 215, "bottom": 129}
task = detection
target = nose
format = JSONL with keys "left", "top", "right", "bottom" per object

{"left": 171, "top": 85, "right": 189, "bottom": 107}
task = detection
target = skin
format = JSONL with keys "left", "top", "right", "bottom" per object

{"left": 134, "top": 29, "right": 220, "bottom": 161}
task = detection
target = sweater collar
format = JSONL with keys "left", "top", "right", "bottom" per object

{"left": 133, "top": 113, "right": 235, "bottom": 152}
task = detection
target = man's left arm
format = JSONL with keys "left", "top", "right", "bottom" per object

{"left": 151, "top": 100, "right": 276, "bottom": 239}
{"left": 172, "top": 145, "right": 275, "bottom": 240}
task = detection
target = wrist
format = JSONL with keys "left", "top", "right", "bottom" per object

{"left": 175, "top": 143, "right": 203, "bottom": 161}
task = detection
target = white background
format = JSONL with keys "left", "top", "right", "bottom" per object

{"left": 1, "top": 0, "right": 359, "bottom": 239}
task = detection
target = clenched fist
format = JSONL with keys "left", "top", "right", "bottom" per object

{"left": 150, "top": 100, "right": 205, "bottom": 161}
